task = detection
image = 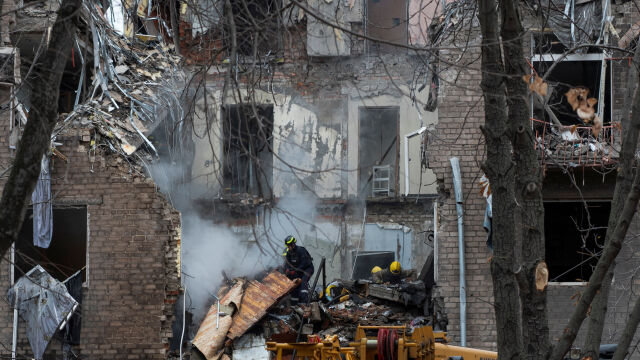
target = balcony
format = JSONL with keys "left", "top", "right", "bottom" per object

{"left": 532, "top": 118, "right": 621, "bottom": 168}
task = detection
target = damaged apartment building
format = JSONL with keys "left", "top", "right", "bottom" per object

{"left": 426, "top": 0, "right": 640, "bottom": 353}
{"left": 3, "top": 0, "right": 639, "bottom": 357}
{"left": 0, "top": 0, "right": 183, "bottom": 358}
{"left": 175, "top": 0, "right": 441, "bottom": 302}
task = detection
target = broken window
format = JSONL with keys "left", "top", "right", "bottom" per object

{"left": 532, "top": 55, "right": 611, "bottom": 126}
{"left": 15, "top": 207, "right": 88, "bottom": 283}
{"left": 530, "top": 50, "right": 617, "bottom": 167}
{"left": 222, "top": 105, "right": 274, "bottom": 197}
{"left": 366, "top": 0, "right": 408, "bottom": 52}
{"left": 226, "top": 0, "right": 282, "bottom": 57}
{"left": 544, "top": 201, "right": 610, "bottom": 283}
{"left": 358, "top": 107, "right": 398, "bottom": 197}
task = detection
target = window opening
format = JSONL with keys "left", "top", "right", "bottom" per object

{"left": 16, "top": 207, "right": 88, "bottom": 282}
{"left": 530, "top": 54, "right": 619, "bottom": 168}
{"left": 366, "top": 0, "right": 407, "bottom": 52}
{"left": 544, "top": 201, "right": 610, "bottom": 283}
{"left": 226, "top": 0, "right": 281, "bottom": 57}
{"left": 358, "top": 107, "right": 398, "bottom": 197}
{"left": 222, "top": 104, "right": 274, "bottom": 197}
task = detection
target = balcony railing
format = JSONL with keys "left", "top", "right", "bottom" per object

{"left": 531, "top": 118, "right": 621, "bottom": 168}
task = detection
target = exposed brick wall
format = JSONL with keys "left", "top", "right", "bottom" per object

{"left": 0, "top": 125, "right": 181, "bottom": 359}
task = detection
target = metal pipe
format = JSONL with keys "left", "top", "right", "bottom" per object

{"left": 404, "top": 127, "right": 427, "bottom": 196}
{"left": 433, "top": 201, "right": 438, "bottom": 283}
{"left": 11, "top": 243, "right": 17, "bottom": 360}
{"left": 449, "top": 157, "right": 466, "bottom": 346}
{"left": 179, "top": 286, "right": 186, "bottom": 360}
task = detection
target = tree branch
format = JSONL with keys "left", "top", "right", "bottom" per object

{"left": 0, "top": 0, "right": 81, "bottom": 260}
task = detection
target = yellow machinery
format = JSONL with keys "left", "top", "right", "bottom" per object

{"left": 266, "top": 325, "right": 497, "bottom": 360}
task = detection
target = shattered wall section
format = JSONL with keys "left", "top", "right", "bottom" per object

{"left": 0, "top": 126, "right": 181, "bottom": 359}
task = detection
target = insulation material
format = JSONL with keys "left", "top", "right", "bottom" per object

{"left": 32, "top": 155, "right": 52, "bottom": 248}
{"left": 544, "top": 0, "right": 601, "bottom": 50}
{"left": 7, "top": 266, "right": 78, "bottom": 360}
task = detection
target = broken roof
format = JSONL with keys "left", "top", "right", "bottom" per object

{"left": 193, "top": 271, "right": 297, "bottom": 360}
{"left": 49, "top": 0, "right": 185, "bottom": 161}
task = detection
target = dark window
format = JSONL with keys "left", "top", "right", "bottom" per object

{"left": 16, "top": 207, "right": 87, "bottom": 282}
{"left": 533, "top": 60, "right": 611, "bottom": 127}
{"left": 545, "top": 201, "right": 610, "bottom": 282}
{"left": 227, "top": 0, "right": 281, "bottom": 57}
{"left": 367, "top": 0, "right": 407, "bottom": 52}
{"left": 358, "top": 106, "right": 398, "bottom": 197}
{"left": 222, "top": 105, "right": 274, "bottom": 197}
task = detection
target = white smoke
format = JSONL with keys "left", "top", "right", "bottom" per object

{"left": 181, "top": 214, "right": 281, "bottom": 325}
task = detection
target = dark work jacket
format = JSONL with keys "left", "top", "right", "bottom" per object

{"left": 285, "top": 245, "right": 314, "bottom": 277}
{"left": 372, "top": 268, "right": 415, "bottom": 284}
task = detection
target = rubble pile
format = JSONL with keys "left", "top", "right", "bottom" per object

{"left": 52, "top": 0, "right": 185, "bottom": 163}
{"left": 534, "top": 124, "right": 621, "bottom": 167}
{"left": 186, "top": 271, "right": 439, "bottom": 360}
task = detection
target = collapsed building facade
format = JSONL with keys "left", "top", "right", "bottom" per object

{"left": 0, "top": 0, "right": 183, "bottom": 358}
{"left": 173, "top": 0, "right": 442, "bottom": 336}
{"left": 175, "top": 0, "right": 640, "bottom": 356}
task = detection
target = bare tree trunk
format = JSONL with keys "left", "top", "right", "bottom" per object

{"left": 0, "top": 0, "right": 81, "bottom": 260}
{"left": 549, "top": 86, "right": 640, "bottom": 358}
{"left": 478, "top": 1, "right": 523, "bottom": 358}
{"left": 582, "top": 44, "right": 640, "bottom": 360}
{"left": 612, "top": 290, "right": 640, "bottom": 360}
{"left": 498, "top": 2, "right": 550, "bottom": 358}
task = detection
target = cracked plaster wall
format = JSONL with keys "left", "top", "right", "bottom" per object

{"left": 191, "top": 84, "right": 438, "bottom": 199}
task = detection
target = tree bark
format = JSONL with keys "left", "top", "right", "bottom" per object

{"left": 478, "top": 1, "right": 523, "bottom": 359}
{"left": 582, "top": 44, "right": 640, "bottom": 360}
{"left": 497, "top": 2, "right": 550, "bottom": 358}
{"left": 612, "top": 290, "right": 640, "bottom": 360}
{"left": 0, "top": 0, "right": 81, "bottom": 259}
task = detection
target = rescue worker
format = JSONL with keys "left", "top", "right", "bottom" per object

{"left": 283, "top": 235, "right": 314, "bottom": 304}
{"left": 372, "top": 261, "right": 415, "bottom": 284}
{"left": 370, "top": 266, "right": 382, "bottom": 280}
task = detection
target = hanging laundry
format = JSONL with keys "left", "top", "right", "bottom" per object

{"left": 483, "top": 195, "right": 493, "bottom": 252}
{"left": 32, "top": 155, "right": 52, "bottom": 248}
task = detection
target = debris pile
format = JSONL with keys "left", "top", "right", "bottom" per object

{"left": 51, "top": 0, "right": 185, "bottom": 164}
{"left": 186, "top": 270, "right": 439, "bottom": 360}
{"left": 532, "top": 120, "right": 621, "bottom": 168}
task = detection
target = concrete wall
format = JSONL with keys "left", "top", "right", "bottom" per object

{"left": 191, "top": 86, "right": 438, "bottom": 200}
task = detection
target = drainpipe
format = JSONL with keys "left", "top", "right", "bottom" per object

{"left": 404, "top": 127, "right": 427, "bottom": 196}
{"left": 11, "top": 243, "right": 17, "bottom": 360}
{"left": 433, "top": 201, "right": 438, "bottom": 283}
{"left": 450, "top": 157, "right": 466, "bottom": 347}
